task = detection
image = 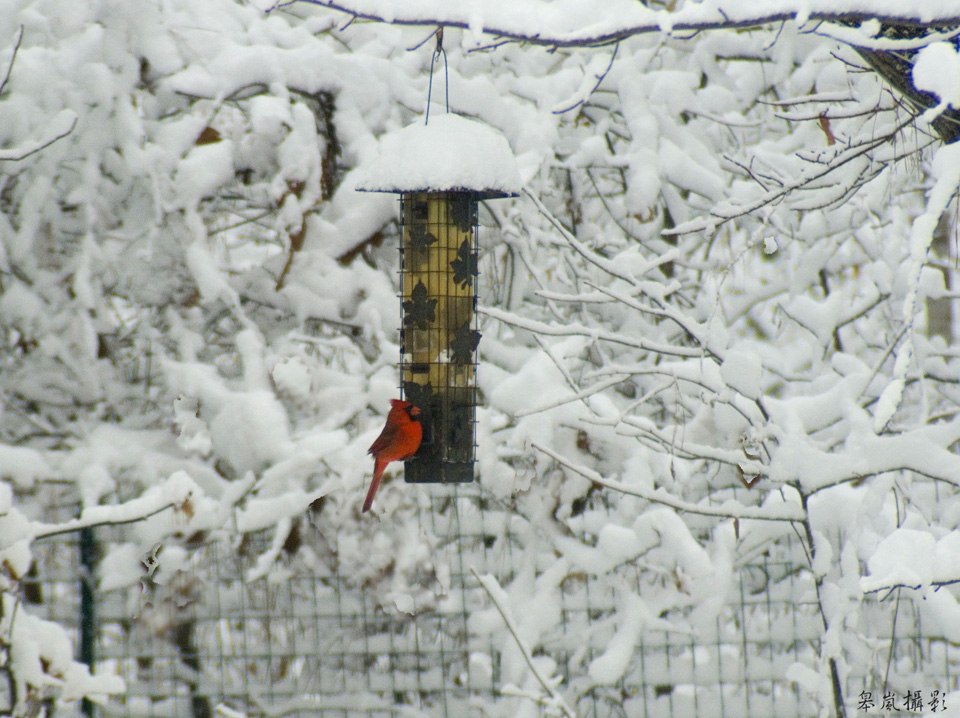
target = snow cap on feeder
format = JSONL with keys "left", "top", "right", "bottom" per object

{"left": 356, "top": 113, "right": 520, "bottom": 484}
{"left": 355, "top": 113, "right": 521, "bottom": 197}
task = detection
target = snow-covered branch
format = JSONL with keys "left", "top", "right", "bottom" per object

{"left": 480, "top": 305, "right": 705, "bottom": 359}
{"left": 4, "top": 0, "right": 960, "bottom": 713}
{"left": 666, "top": 114, "right": 917, "bottom": 236}
{"left": 300, "top": 0, "right": 960, "bottom": 48}
{"left": 471, "top": 568, "right": 579, "bottom": 718}
{"left": 0, "top": 109, "right": 77, "bottom": 162}
{"left": 531, "top": 441, "right": 803, "bottom": 522}
{"left": 31, "top": 500, "right": 180, "bottom": 539}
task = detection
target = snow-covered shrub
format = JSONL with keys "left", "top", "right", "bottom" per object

{"left": 4, "top": 0, "right": 960, "bottom": 714}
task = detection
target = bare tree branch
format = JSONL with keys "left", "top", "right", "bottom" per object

{"left": 0, "top": 25, "right": 24, "bottom": 96}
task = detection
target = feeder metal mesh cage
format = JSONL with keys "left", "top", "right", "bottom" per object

{"left": 399, "top": 192, "right": 481, "bottom": 484}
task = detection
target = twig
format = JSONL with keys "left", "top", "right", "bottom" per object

{"left": 470, "top": 568, "right": 579, "bottom": 718}
{"left": 584, "top": 280, "right": 723, "bottom": 363}
{"left": 665, "top": 115, "right": 916, "bottom": 236}
{"left": 208, "top": 209, "right": 275, "bottom": 236}
{"left": 479, "top": 304, "right": 704, "bottom": 359}
{"left": 553, "top": 42, "right": 619, "bottom": 114}
{"left": 0, "top": 26, "right": 24, "bottom": 96}
{"left": 407, "top": 27, "right": 441, "bottom": 52}
{"left": 0, "top": 111, "right": 77, "bottom": 162}
{"left": 757, "top": 92, "right": 855, "bottom": 106}
{"left": 513, "top": 375, "right": 627, "bottom": 417}
{"left": 523, "top": 188, "right": 640, "bottom": 287}
{"left": 864, "top": 577, "right": 960, "bottom": 598}
{"left": 32, "top": 500, "right": 179, "bottom": 539}
{"left": 531, "top": 440, "right": 805, "bottom": 522}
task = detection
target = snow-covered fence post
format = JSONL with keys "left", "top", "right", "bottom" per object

{"left": 356, "top": 114, "right": 520, "bottom": 483}
{"left": 78, "top": 527, "right": 96, "bottom": 718}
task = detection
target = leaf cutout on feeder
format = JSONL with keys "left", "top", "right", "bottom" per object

{"left": 402, "top": 381, "right": 436, "bottom": 416}
{"left": 450, "top": 321, "right": 481, "bottom": 365}
{"left": 408, "top": 222, "right": 437, "bottom": 253}
{"left": 403, "top": 280, "right": 437, "bottom": 330}
{"left": 409, "top": 199, "right": 429, "bottom": 221}
{"left": 451, "top": 238, "right": 478, "bottom": 289}
{"left": 448, "top": 403, "right": 474, "bottom": 447}
{"left": 448, "top": 194, "right": 475, "bottom": 233}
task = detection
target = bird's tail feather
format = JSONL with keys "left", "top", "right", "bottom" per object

{"left": 362, "top": 457, "right": 388, "bottom": 512}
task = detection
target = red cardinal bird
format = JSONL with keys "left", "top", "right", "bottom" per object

{"left": 363, "top": 399, "right": 423, "bottom": 512}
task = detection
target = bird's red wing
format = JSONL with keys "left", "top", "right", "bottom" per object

{"left": 368, "top": 420, "right": 400, "bottom": 455}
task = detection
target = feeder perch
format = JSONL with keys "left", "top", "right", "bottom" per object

{"left": 355, "top": 113, "right": 521, "bottom": 483}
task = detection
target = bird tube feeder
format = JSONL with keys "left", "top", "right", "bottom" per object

{"left": 355, "top": 113, "right": 521, "bottom": 484}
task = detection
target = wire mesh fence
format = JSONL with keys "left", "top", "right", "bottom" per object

{"left": 14, "top": 479, "right": 960, "bottom": 718}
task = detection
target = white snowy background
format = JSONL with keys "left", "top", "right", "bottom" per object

{"left": 3, "top": 0, "right": 960, "bottom": 716}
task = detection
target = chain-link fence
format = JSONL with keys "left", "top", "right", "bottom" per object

{"left": 14, "top": 480, "right": 960, "bottom": 718}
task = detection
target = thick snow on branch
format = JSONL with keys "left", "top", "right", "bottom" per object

{"left": 302, "top": 0, "right": 960, "bottom": 47}
{"left": 872, "top": 141, "right": 960, "bottom": 432}
{"left": 6, "top": 0, "right": 960, "bottom": 713}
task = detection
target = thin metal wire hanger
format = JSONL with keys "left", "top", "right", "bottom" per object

{"left": 425, "top": 28, "right": 448, "bottom": 124}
